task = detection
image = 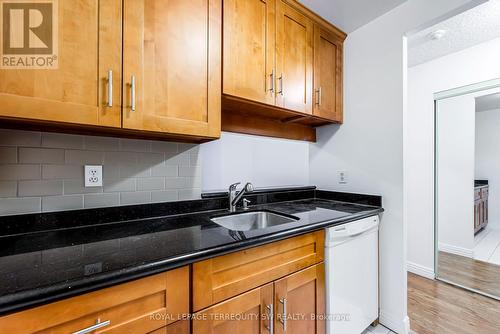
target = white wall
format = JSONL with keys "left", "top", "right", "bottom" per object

{"left": 309, "top": 0, "right": 477, "bottom": 332}
{"left": 475, "top": 108, "right": 500, "bottom": 230}
{"left": 436, "top": 95, "right": 475, "bottom": 257}
{"left": 201, "top": 132, "right": 309, "bottom": 191}
{"left": 407, "top": 36, "right": 500, "bottom": 274}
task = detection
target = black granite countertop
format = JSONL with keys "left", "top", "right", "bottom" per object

{"left": 0, "top": 188, "right": 383, "bottom": 315}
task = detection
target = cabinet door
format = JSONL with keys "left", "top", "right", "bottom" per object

{"left": 192, "top": 283, "right": 273, "bottom": 334}
{"left": 146, "top": 320, "right": 189, "bottom": 334}
{"left": 275, "top": 1, "right": 313, "bottom": 114}
{"left": 0, "top": 0, "right": 122, "bottom": 127}
{"left": 123, "top": 0, "right": 221, "bottom": 138}
{"left": 0, "top": 267, "right": 189, "bottom": 334}
{"left": 313, "top": 24, "right": 343, "bottom": 122}
{"left": 223, "top": 0, "right": 276, "bottom": 105}
{"left": 274, "top": 263, "right": 325, "bottom": 334}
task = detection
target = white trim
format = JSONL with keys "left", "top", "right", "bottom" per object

{"left": 406, "top": 261, "right": 435, "bottom": 279}
{"left": 438, "top": 243, "right": 474, "bottom": 258}
{"left": 434, "top": 77, "right": 500, "bottom": 100}
{"left": 379, "top": 311, "right": 410, "bottom": 334}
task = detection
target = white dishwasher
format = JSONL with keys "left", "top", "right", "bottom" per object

{"left": 325, "top": 215, "right": 379, "bottom": 334}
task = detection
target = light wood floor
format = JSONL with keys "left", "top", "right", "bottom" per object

{"left": 438, "top": 251, "right": 500, "bottom": 297}
{"left": 408, "top": 272, "right": 500, "bottom": 334}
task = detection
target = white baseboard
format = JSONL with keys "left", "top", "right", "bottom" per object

{"left": 379, "top": 311, "right": 410, "bottom": 334}
{"left": 406, "top": 261, "right": 435, "bottom": 279}
{"left": 438, "top": 242, "right": 474, "bottom": 258}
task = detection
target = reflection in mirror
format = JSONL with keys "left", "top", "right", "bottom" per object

{"left": 436, "top": 85, "right": 500, "bottom": 300}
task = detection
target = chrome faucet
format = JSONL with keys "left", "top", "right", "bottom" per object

{"left": 228, "top": 182, "right": 254, "bottom": 212}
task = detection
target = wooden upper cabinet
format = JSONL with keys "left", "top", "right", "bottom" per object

{"left": 192, "top": 283, "right": 274, "bottom": 334}
{"left": 0, "top": 0, "right": 122, "bottom": 128}
{"left": 122, "top": 0, "right": 221, "bottom": 138}
{"left": 275, "top": 0, "right": 313, "bottom": 114}
{"left": 274, "top": 263, "right": 325, "bottom": 334}
{"left": 313, "top": 24, "right": 343, "bottom": 122}
{"left": 223, "top": 0, "right": 276, "bottom": 105}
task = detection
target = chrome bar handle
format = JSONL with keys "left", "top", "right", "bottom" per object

{"left": 72, "top": 319, "right": 110, "bottom": 334}
{"left": 279, "top": 298, "right": 287, "bottom": 331}
{"left": 269, "top": 70, "right": 275, "bottom": 93}
{"left": 107, "top": 70, "right": 113, "bottom": 107}
{"left": 315, "top": 87, "right": 322, "bottom": 106}
{"left": 265, "top": 304, "right": 274, "bottom": 334}
{"left": 131, "top": 75, "right": 136, "bottom": 112}
{"left": 278, "top": 74, "right": 284, "bottom": 96}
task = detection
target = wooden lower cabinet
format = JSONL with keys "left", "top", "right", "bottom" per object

{"left": 150, "top": 320, "right": 190, "bottom": 334}
{"left": 193, "top": 230, "right": 324, "bottom": 311}
{"left": 193, "top": 263, "right": 325, "bottom": 334}
{"left": 274, "top": 263, "right": 325, "bottom": 334}
{"left": 192, "top": 283, "right": 274, "bottom": 334}
{"left": 0, "top": 266, "right": 189, "bottom": 334}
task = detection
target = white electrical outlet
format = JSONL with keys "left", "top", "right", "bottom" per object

{"left": 337, "top": 170, "right": 348, "bottom": 184}
{"left": 84, "top": 165, "right": 103, "bottom": 187}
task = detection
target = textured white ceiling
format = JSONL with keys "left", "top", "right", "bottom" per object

{"left": 299, "top": 0, "right": 407, "bottom": 33}
{"left": 408, "top": 0, "right": 500, "bottom": 67}
{"left": 476, "top": 92, "right": 500, "bottom": 112}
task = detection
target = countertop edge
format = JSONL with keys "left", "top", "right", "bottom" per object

{"left": 0, "top": 207, "right": 383, "bottom": 315}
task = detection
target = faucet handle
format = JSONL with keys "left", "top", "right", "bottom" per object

{"left": 229, "top": 182, "right": 241, "bottom": 192}
{"left": 243, "top": 198, "right": 251, "bottom": 210}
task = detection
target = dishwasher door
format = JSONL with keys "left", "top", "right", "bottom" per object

{"left": 325, "top": 216, "right": 379, "bottom": 334}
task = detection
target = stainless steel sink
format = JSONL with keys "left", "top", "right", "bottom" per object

{"left": 211, "top": 211, "right": 298, "bottom": 231}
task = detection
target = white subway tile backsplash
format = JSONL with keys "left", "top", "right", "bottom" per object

{"left": 103, "top": 165, "right": 120, "bottom": 179}
{"left": 190, "top": 153, "right": 201, "bottom": 166}
{"left": 18, "top": 180, "right": 63, "bottom": 196}
{"left": 103, "top": 178, "right": 136, "bottom": 193}
{"left": 137, "top": 177, "right": 164, "bottom": 191}
{"left": 0, "top": 165, "right": 40, "bottom": 180}
{"left": 19, "top": 148, "right": 64, "bottom": 164}
{"left": 0, "top": 197, "right": 41, "bottom": 215}
{"left": 164, "top": 177, "right": 186, "bottom": 189}
{"left": 151, "top": 190, "right": 178, "bottom": 203}
{"left": 104, "top": 151, "right": 138, "bottom": 165}
{"left": 84, "top": 136, "right": 120, "bottom": 151}
{"left": 151, "top": 142, "right": 177, "bottom": 153}
{"left": 42, "top": 165, "right": 83, "bottom": 179}
{"left": 42, "top": 195, "right": 83, "bottom": 212}
{"left": 178, "top": 143, "right": 199, "bottom": 154}
{"left": 151, "top": 165, "right": 177, "bottom": 177}
{"left": 84, "top": 193, "right": 120, "bottom": 208}
{"left": 120, "top": 139, "right": 151, "bottom": 152}
{"left": 179, "top": 166, "right": 201, "bottom": 177}
{"left": 0, "top": 129, "right": 41, "bottom": 146}
{"left": 0, "top": 130, "right": 202, "bottom": 216}
{"left": 0, "top": 181, "right": 17, "bottom": 198}
{"left": 65, "top": 150, "right": 103, "bottom": 165}
{"left": 179, "top": 189, "right": 202, "bottom": 200}
{"left": 120, "top": 191, "right": 151, "bottom": 205}
{"left": 42, "top": 133, "right": 84, "bottom": 149}
{"left": 119, "top": 164, "right": 151, "bottom": 178}
{"left": 0, "top": 147, "right": 17, "bottom": 163}
{"left": 137, "top": 152, "right": 165, "bottom": 165}
{"left": 165, "top": 152, "right": 190, "bottom": 166}
{"left": 64, "top": 180, "right": 103, "bottom": 194}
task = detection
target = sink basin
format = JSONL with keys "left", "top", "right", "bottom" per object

{"left": 211, "top": 211, "right": 299, "bottom": 231}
